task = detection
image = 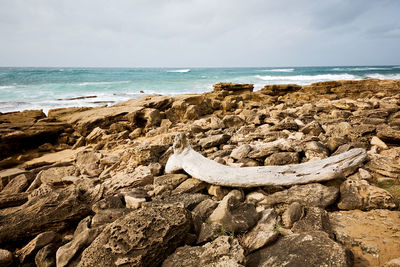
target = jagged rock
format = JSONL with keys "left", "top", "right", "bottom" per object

{"left": 0, "top": 249, "right": 13, "bottom": 266}
{"left": 259, "top": 183, "right": 339, "bottom": 209}
{"left": 75, "top": 150, "right": 102, "bottom": 177}
{"left": 259, "top": 84, "right": 301, "bottom": 96}
{"left": 371, "top": 136, "right": 388, "bottom": 149}
{"left": 91, "top": 195, "right": 124, "bottom": 213}
{"left": 270, "top": 117, "right": 299, "bottom": 131}
{"left": 192, "top": 199, "right": 218, "bottom": 234}
{"left": 241, "top": 208, "right": 278, "bottom": 252}
{"left": 124, "top": 193, "right": 146, "bottom": 209}
{"left": 35, "top": 244, "right": 57, "bottom": 267}
{"left": 207, "top": 185, "right": 229, "bottom": 200}
{"left": 0, "top": 168, "right": 29, "bottom": 191}
{"left": 198, "top": 134, "right": 230, "bottom": 149}
{"left": 377, "top": 126, "right": 400, "bottom": 143}
{"left": 301, "top": 121, "right": 324, "bottom": 136}
{"left": 103, "top": 165, "right": 154, "bottom": 195}
{"left": 222, "top": 115, "right": 245, "bottom": 128}
{"left": 0, "top": 185, "right": 95, "bottom": 245}
{"left": 173, "top": 178, "right": 207, "bottom": 194}
{"left": 366, "top": 153, "right": 400, "bottom": 179}
{"left": 163, "top": 236, "right": 245, "bottom": 267}
{"left": 151, "top": 193, "right": 209, "bottom": 211}
{"left": 291, "top": 207, "right": 333, "bottom": 237}
{"left": 77, "top": 203, "right": 191, "bottom": 267}
{"left": 330, "top": 209, "right": 400, "bottom": 266}
{"left": 246, "top": 231, "right": 353, "bottom": 267}
{"left": 56, "top": 216, "right": 102, "bottom": 267}
{"left": 326, "top": 121, "right": 352, "bottom": 138}
{"left": 264, "top": 152, "right": 299, "bottom": 166}
{"left": 230, "top": 144, "right": 251, "bottom": 160}
{"left": 91, "top": 208, "right": 130, "bottom": 228}
{"left": 304, "top": 140, "right": 329, "bottom": 160}
{"left": 0, "top": 111, "right": 68, "bottom": 160}
{"left": 0, "top": 192, "right": 28, "bottom": 208}
{"left": 213, "top": 82, "right": 253, "bottom": 93}
{"left": 16, "top": 231, "right": 57, "bottom": 263}
{"left": 281, "top": 202, "right": 303, "bottom": 228}
{"left": 338, "top": 178, "right": 397, "bottom": 210}
{"left": 0, "top": 173, "right": 29, "bottom": 194}
{"left": 153, "top": 173, "right": 188, "bottom": 195}
{"left": 208, "top": 190, "right": 258, "bottom": 233}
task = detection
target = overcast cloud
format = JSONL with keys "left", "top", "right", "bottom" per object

{"left": 0, "top": 0, "right": 399, "bottom": 67}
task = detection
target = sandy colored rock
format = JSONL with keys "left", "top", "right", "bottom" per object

{"left": 246, "top": 231, "right": 353, "bottom": 267}
{"left": 78, "top": 203, "right": 191, "bottom": 267}
{"left": 330, "top": 209, "right": 400, "bottom": 266}
{"left": 163, "top": 236, "right": 245, "bottom": 267}
{"left": 16, "top": 231, "right": 57, "bottom": 263}
{"left": 241, "top": 208, "right": 278, "bottom": 252}
{"left": 0, "top": 248, "right": 13, "bottom": 266}
{"left": 371, "top": 136, "right": 389, "bottom": 149}
{"left": 173, "top": 178, "right": 206, "bottom": 194}
{"left": 281, "top": 201, "right": 303, "bottom": 228}
{"left": 338, "top": 178, "right": 397, "bottom": 210}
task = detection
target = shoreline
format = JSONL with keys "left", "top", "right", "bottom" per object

{"left": 1, "top": 78, "right": 400, "bottom": 266}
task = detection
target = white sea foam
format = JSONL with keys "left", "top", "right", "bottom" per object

{"left": 167, "top": 69, "right": 191, "bottom": 73}
{"left": 366, "top": 73, "right": 400, "bottom": 80}
{"left": 77, "top": 81, "right": 130, "bottom": 86}
{"left": 255, "top": 73, "right": 358, "bottom": 83}
{"left": 0, "top": 85, "right": 15, "bottom": 90}
{"left": 332, "top": 67, "right": 393, "bottom": 71}
{"left": 267, "top": 68, "right": 295, "bottom": 72}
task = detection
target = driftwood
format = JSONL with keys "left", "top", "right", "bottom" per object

{"left": 165, "top": 134, "right": 367, "bottom": 187}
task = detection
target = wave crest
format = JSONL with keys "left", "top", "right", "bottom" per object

{"left": 167, "top": 69, "right": 191, "bottom": 73}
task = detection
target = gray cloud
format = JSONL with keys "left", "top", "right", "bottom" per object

{"left": 0, "top": 0, "right": 399, "bottom": 67}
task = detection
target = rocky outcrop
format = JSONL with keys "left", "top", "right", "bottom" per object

{"left": 246, "top": 231, "right": 353, "bottom": 267}
{"left": 78, "top": 203, "right": 191, "bottom": 266}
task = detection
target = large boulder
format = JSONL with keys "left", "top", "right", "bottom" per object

{"left": 246, "top": 231, "right": 353, "bottom": 267}
{"left": 78, "top": 203, "right": 191, "bottom": 267}
{"left": 338, "top": 178, "right": 398, "bottom": 210}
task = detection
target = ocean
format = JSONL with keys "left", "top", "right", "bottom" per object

{"left": 1, "top": 66, "right": 400, "bottom": 114}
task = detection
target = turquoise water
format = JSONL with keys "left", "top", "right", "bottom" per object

{"left": 1, "top": 66, "right": 400, "bottom": 114}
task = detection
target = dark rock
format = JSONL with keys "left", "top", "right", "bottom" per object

{"left": 281, "top": 202, "right": 304, "bottom": 228}
{"left": 77, "top": 203, "right": 191, "bottom": 267}
{"left": 198, "top": 134, "right": 231, "bottom": 149}
{"left": 16, "top": 231, "right": 58, "bottom": 263}
{"left": 0, "top": 248, "right": 13, "bottom": 266}
{"left": 213, "top": 82, "right": 254, "bottom": 93}
{"left": 291, "top": 207, "right": 333, "bottom": 237}
{"left": 246, "top": 231, "right": 353, "bottom": 267}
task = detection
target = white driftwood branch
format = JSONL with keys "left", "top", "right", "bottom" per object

{"left": 165, "top": 134, "right": 367, "bottom": 187}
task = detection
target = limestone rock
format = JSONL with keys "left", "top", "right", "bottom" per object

{"left": 230, "top": 144, "right": 251, "bottom": 160}
{"left": 338, "top": 178, "right": 398, "bottom": 210}
{"left": 208, "top": 190, "right": 258, "bottom": 233}
{"left": 291, "top": 207, "right": 333, "bottom": 237}
{"left": 384, "top": 258, "right": 400, "bottom": 267}
{"left": 163, "top": 236, "right": 245, "bottom": 267}
{"left": 281, "top": 202, "right": 304, "bottom": 228}
{"left": 377, "top": 126, "right": 400, "bottom": 143}
{"left": 124, "top": 193, "right": 146, "bottom": 209}
{"left": 301, "top": 121, "right": 324, "bottom": 136}
{"left": 330, "top": 209, "right": 400, "bottom": 266}
{"left": 0, "top": 173, "right": 29, "bottom": 194}
{"left": 85, "top": 127, "right": 105, "bottom": 143}
{"left": 91, "top": 208, "right": 130, "bottom": 228}
{"left": 0, "top": 168, "right": 29, "bottom": 191}
{"left": 57, "top": 216, "right": 101, "bottom": 267}
{"left": 75, "top": 150, "right": 102, "bottom": 177}
{"left": 246, "top": 231, "right": 353, "bottom": 267}
{"left": 241, "top": 208, "right": 279, "bottom": 252}
{"left": 0, "top": 185, "right": 93, "bottom": 245}
{"left": 16, "top": 231, "right": 57, "bottom": 263}
{"left": 213, "top": 82, "right": 254, "bottom": 93}
{"left": 0, "top": 249, "right": 13, "bottom": 266}
{"left": 173, "top": 178, "right": 206, "bottom": 194}
{"left": 371, "top": 136, "right": 389, "bottom": 149}
{"left": 207, "top": 185, "right": 229, "bottom": 200}
{"left": 260, "top": 183, "right": 339, "bottom": 209}
{"left": 198, "top": 134, "right": 230, "bottom": 149}
{"left": 35, "top": 244, "right": 57, "bottom": 267}
{"left": 77, "top": 203, "right": 191, "bottom": 267}
{"left": 264, "top": 152, "right": 299, "bottom": 166}
{"left": 91, "top": 195, "right": 124, "bottom": 213}
{"left": 222, "top": 115, "right": 245, "bottom": 128}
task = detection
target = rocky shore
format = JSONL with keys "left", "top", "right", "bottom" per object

{"left": 1, "top": 79, "right": 400, "bottom": 266}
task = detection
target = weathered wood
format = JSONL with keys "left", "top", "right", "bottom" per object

{"left": 165, "top": 134, "right": 367, "bottom": 187}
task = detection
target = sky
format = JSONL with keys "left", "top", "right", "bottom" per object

{"left": 0, "top": 0, "right": 399, "bottom": 67}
